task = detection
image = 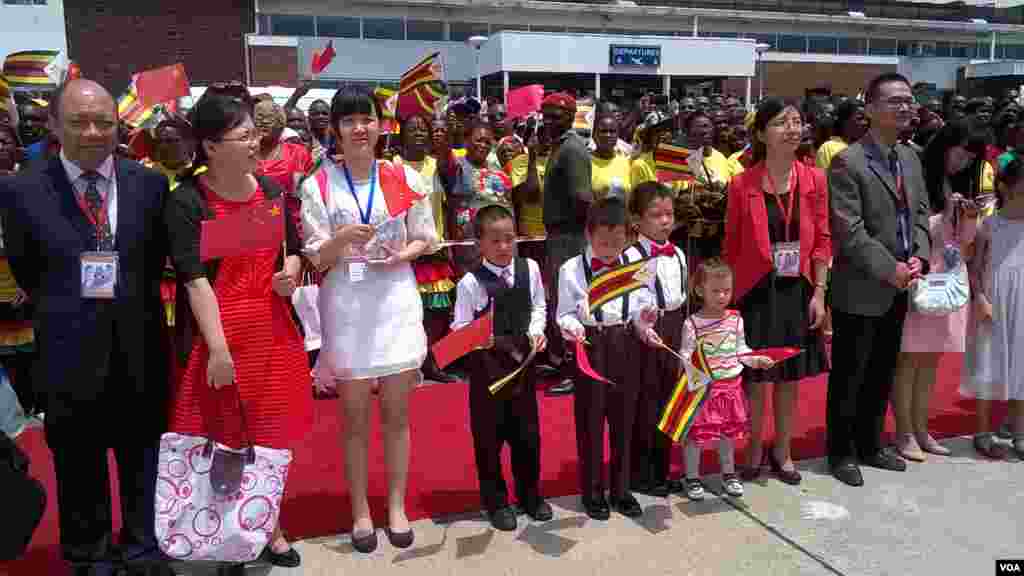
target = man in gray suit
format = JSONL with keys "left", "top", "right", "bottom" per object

{"left": 827, "top": 73, "right": 931, "bottom": 487}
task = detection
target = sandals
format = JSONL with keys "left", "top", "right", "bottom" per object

{"left": 684, "top": 478, "right": 705, "bottom": 501}
{"left": 721, "top": 474, "right": 744, "bottom": 498}
{"left": 973, "top": 433, "right": 1009, "bottom": 460}
{"left": 917, "top": 433, "right": 951, "bottom": 456}
{"left": 896, "top": 433, "right": 927, "bottom": 462}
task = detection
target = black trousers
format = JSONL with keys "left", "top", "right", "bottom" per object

{"left": 50, "top": 440, "right": 159, "bottom": 565}
{"left": 826, "top": 295, "right": 908, "bottom": 467}
{"left": 576, "top": 326, "right": 639, "bottom": 500}
{"left": 630, "top": 309, "right": 685, "bottom": 487}
{"left": 468, "top": 352, "right": 541, "bottom": 513}
{"left": 544, "top": 232, "right": 586, "bottom": 371}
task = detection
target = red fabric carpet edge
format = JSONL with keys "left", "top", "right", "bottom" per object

{"left": 2, "top": 353, "right": 993, "bottom": 574}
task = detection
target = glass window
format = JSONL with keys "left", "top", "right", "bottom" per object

{"left": 316, "top": 16, "right": 360, "bottom": 38}
{"left": 808, "top": 36, "right": 837, "bottom": 54}
{"left": 256, "top": 13, "right": 271, "bottom": 35}
{"left": 1005, "top": 44, "right": 1024, "bottom": 59}
{"left": 363, "top": 17, "right": 404, "bottom": 40}
{"left": 450, "top": 21, "right": 489, "bottom": 42}
{"left": 951, "top": 43, "right": 975, "bottom": 58}
{"left": 701, "top": 31, "right": 739, "bottom": 38}
{"left": 868, "top": 38, "right": 897, "bottom": 56}
{"left": 270, "top": 14, "right": 315, "bottom": 37}
{"left": 934, "top": 41, "right": 951, "bottom": 57}
{"left": 751, "top": 33, "right": 777, "bottom": 50}
{"left": 638, "top": 30, "right": 675, "bottom": 36}
{"left": 778, "top": 35, "right": 806, "bottom": 53}
{"left": 407, "top": 19, "right": 443, "bottom": 41}
{"left": 837, "top": 37, "right": 866, "bottom": 55}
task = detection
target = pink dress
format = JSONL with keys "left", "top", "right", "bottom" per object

{"left": 901, "top": 212, "right": 974, "bottom": 353}
{"left": 681, "top": 310, "right": 751, "bottom": 447}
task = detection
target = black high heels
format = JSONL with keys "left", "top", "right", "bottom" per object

{"left": 767, "top": 447, "right": 802, "bottom": 485}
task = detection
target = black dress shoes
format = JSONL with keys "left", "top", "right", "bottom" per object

{"left": 545, "top": 378, "right": 575, "bottom": 396}
{"left": 524, "top": 500, "right": 554, "bottom": 522}
{"left": 351, "top": 530, "right": 379, "bottom": 554}
{"left": 384, "top": 527, "right": 415, "bottom": 549}
{"left": 831, "top": 460, "right": 864, "bottom": 487}
{"left": 488, "top": 506, "right": 518, "bottom": 531}
{"left": 609, "top": 492, "right": 643, "bottom": 518}
{"left": 861, "top": 448, "right": 908, "bottom": 472}
{"left": 582, "top": 494, "right": 610, "bottom": 520}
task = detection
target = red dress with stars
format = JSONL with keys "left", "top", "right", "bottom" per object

{"left": 168, "top": 183, "right": 312, "bottom": 450}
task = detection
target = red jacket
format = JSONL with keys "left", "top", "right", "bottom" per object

{"left": 722, "top": 160, "right": 831, "bottom": 302}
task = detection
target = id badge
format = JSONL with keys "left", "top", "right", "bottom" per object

{"left": 81, "top": 251, "right": 118, "bottom": 299}
{"left": 348, "top": 260, "right": 367, "bottom": 284}
{"left": 772, "top": 241, "right": 800, "bottom": 278}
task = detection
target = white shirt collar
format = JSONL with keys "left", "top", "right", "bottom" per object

{"left": 60, "top": 150, "right": 114, "bottom": 183}
{"left": 482, "top": 258, "right": 513, "bottom": 277}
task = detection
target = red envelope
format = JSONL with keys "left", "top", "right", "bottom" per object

{"left": 200, "top": 197, "right": 285, "bottom": 262}
{"left": 432, "top": 311, "right": 493, "bottom": 370}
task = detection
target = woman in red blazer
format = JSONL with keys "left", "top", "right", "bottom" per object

{"left": 722, "top": 98, "right": 831, "bottom": 486}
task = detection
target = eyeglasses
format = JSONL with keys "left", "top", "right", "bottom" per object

{"left": 219, "top": 131, "right": 257, "bottom": 143}
{"left": 877, "top": 97, "right": 916, "bottom": 110}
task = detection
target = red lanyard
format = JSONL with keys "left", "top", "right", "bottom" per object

{"left": 73, "top": 170, "right": 113, "bottom": 236}
{"left": 764, "top": 163, "right": 797, "bottom": 242}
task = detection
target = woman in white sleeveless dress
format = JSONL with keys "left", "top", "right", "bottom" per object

{"left": 300, "top": 86, "right": 438, "bottom": 552}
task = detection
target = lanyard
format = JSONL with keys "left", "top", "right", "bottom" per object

{"left": 343, "top": 160, "right": 376, "bottom": 225}
{"left": 764, "top": 164, "right": 797, "bottom": 243}
{"left": 74, "top": 167, "right": 115, "bottom": 242}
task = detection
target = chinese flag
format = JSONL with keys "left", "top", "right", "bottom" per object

{"left": 136, "top": 64, "right": 190, "bottom": 109}
{"left": 432, "top": 310, "right": 492, "bottom": 370}
{"left": 311, "top": 41, "right": 335, "bottom": 75}
{"left": 200, "top": 197, "right": 285, "bottom": 262}
{"left": 380, "top": 161, "right": 423, "bottom": 217}
{"left": 506, "top": 84, "right": 544, "bottom": 120}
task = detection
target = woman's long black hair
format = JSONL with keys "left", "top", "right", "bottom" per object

{"left": 186, "top": 91, "right": 251, "bottom": 178}
{"left": 922, "top": 119, "right": 987, "bottom": 214}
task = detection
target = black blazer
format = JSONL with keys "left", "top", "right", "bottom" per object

{"left": 0, "top": 156, "right": 170, "bottom": 447}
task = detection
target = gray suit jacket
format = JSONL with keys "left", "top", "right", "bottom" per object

{"left": 829, "top": 133, "right": 931, "bottom": 317}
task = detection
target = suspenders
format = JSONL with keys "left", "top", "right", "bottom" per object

{"left": 627, "top": 241, "right": 685, "bottom": 311}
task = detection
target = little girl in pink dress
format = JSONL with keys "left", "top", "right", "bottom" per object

{"left": 895, "top": 191, "right": 976, "bottom": 461}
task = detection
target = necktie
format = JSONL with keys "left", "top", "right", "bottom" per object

{"left": 887, "top": 149, "right": 906, "bottom": 206}
{"left": 500, "top": 267, "right": 514, "bottom": 288}
{"left": 591, "top": 258, "right": 612, "bottom": 273}
{"left": 888, "top": 149, "right": 910, "bottom": 259}
{"left": 81, "top": 171, "right": 112, "bottom": 250}
{"left": 651, "top": 242, "right": 675, "bottom": 258}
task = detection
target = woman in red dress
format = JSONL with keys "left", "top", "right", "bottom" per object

{"left": 254, "top": 99, "right": 314, "bottom": 235}
{"left": 165, "top": 90, "right": 312, "bottom": 568}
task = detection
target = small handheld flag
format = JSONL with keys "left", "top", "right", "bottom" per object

{"left": 432, "top": 311, "right": 493, "bottom": 370}
{"left": 200, "top": 197, "right": 285, "bottom": 262}
{"left": 397, "top": 52, "right": 446, "bottom": 121}
{"left": 311, "top": 40, "right": 336, "bottom": 75}
{"left": 657, "top": 337, "right": 715, "bottom": 443}
{"left": 576, "top": 340, "right": 613, "bottom": 385}
{"left": 587, "top": 257, "right": 656, "bottom": 315}
{"left": 654, "top": 143, "right": 694, "bottom": 183}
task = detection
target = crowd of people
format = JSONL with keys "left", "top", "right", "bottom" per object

{"left": 0, "top": 69, "right": 1022, "bottom": 576}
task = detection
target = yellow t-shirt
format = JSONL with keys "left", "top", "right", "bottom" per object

{"left": 516, "top": 154, "right": 547, "bottom": 237}
{"left": 630, "top": 151, "right": 657, "bottom": 188}
{"left": 397, "top": 155, "right": 443, "bottom": 240}
{"left": 816, "top": 137, "right": 848, "bottom": 170}
{"left": 592, "top": 154, "right": 633, "bottom": 204}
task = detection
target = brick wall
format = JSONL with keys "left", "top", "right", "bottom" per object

{"left": 65, "top": 0, "right": 254, "bottom": 97}
{"left": 250, "top": 46, "right": 299, "bottom": 88}
{"left": 723, "top": 61, "right": 897, "bottom": 102}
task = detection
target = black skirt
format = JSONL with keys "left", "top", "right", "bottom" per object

{"left": 738, "top": 272, "right": 827, "bottom": 383}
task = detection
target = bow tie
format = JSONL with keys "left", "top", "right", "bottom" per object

{"left": 591, "top": 258, "right": 615, "bottom": 273}
{"left": 650, "top": 243, "right": 675, "bottom": 258}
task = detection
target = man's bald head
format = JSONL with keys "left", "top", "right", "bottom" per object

{"left": 51, "top": 79, "right": 116, "bottom": 121}
{"left": 53, "top": 79, "right": 118, "bottom": 170}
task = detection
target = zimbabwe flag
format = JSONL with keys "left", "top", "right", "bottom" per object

{"left": 657, "top": 339, "right": 714, "bottom": 443}
{"left": 397, "top": 52, "right": 445, "bottom": 121}
{"left": 3, "top": 50, "right": 60, "bottom": 88}
{"left": 654, "top": 143, "right": 694, "bottom": 183}
{"left": 587, "top": 257, "right": 655, "bottom": 315}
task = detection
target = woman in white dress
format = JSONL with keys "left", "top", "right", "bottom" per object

{"left": 964, "top": 154, "right": 1024, "bottom": 460}
{"left": 301, "top": 86, "right": 439, "bottom": 552}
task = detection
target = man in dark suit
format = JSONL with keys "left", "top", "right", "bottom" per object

{"left": 0, "top": 79, "right": 171, "bottom": 575}
{"left": 827, "top": 72, "right": 931, "bottom": 487}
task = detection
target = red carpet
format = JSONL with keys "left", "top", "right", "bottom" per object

{"left": 1, "top": 353, "right": 994, "bottom": 575}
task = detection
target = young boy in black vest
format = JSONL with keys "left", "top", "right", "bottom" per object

{"left": 451, "top": 204, "right": 553, "bottom": 531}
{"left": 557, "top": 197, "right": 658, "bottom": 520}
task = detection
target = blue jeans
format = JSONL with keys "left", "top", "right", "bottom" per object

{"left": 0, "top": 366, "right": 29, "bottom": 437}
